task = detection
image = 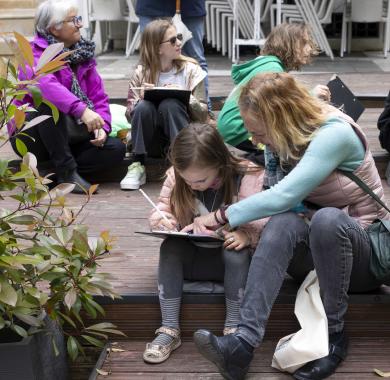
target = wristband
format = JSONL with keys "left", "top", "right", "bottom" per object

{"left": 214, "top": 210, "right": 223, "bottom": 225}
{"left": 219, "top": 205, "right": 229, "bottom": 224}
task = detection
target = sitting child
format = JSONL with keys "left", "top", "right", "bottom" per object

{"left": 143, "top": 123, "right": 268, "bottom": 364}
{"left": 122, "top": 19, "right": 208, "bottom": 190}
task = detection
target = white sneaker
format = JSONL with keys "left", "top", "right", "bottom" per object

{"left": 120, "top": 162, "right": 146, "bottom": 190}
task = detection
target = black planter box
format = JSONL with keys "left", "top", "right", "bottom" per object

{"left": 0, "top": 320, "right": 68, "bottom": 380}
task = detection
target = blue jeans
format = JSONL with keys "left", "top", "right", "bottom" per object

{"left": 139, "top": 15, "right": 211, "bottom": 111}
{"left": 236, "top": 209, "right": 382, "bottom": 348}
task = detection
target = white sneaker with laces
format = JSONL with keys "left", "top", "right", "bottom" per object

{"left": 120, "top": 162, "right": 146, "bottom": 190}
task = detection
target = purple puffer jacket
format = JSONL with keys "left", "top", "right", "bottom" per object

{"left": 8, "top": 34, "right": 111, "bottom": 135}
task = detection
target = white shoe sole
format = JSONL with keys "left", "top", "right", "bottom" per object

{"left": 120, "top": 175, "right": 146, "bottom": 190}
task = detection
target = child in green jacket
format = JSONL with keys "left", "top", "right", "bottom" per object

{"left": 218, "top": 23, "right": 329, "bottom": 154}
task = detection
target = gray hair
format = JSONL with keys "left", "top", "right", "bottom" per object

{"left": 35, "top": 0, "right": 79, "bottom": 34}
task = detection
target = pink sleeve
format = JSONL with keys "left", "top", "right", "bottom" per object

{"left": 149, "top": 167, "right": 178, "bottom": 228}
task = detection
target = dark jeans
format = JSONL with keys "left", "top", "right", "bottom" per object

{"left": 10, "top": 104, "right": 126, "bottom": 176}
{"left": 131, "top": 99, "right": 190, "bottom": 157}
{"left": 236, "top": 208, "right": 382, "bottom": 348}
{"left": 158, "top": 237, "right": 251, "bottom": 302}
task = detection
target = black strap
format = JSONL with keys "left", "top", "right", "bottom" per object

{"left": 339, "top": 170, "right": 390, "bottom": 214}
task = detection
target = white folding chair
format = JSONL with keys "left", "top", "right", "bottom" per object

{"left": 340, "top": 0, "right": 390, "bottom": 58}
{"left": 124, "top": 0, "right": 140, "bottom": 56}
{"left": 90, "top": 0, "right": 126, "bottom": 52}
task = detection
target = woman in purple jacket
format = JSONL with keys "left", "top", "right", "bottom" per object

{"left": 9, "top": 0, "right": 125, "bottom": 193}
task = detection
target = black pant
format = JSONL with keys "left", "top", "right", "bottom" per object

{"left": 131, "top": 99, "right": 190, "bottom": 157}
{"left": 11, "top": 104, "right": 126, "bottom": 175}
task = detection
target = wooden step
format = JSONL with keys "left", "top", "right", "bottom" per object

{"left": 86, "top": 338, "right": 390, "bottom": 380}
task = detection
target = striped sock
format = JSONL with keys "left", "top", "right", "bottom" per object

{"left": 225, "top": 298, "right": 240, "bottom": 329}
{"left": 152, "top": 296, "right": 181, "bottom": 347}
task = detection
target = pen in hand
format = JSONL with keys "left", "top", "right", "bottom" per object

{"left": 138, "top": 189, "right": 177, "bottom": 231}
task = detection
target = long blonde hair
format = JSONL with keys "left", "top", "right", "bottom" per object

{"left": 238, "top": 72, "right": 326, "bottom": 163}
{"left": 261, "top": 23, "right": 318, "bottom": 71}
{"left": 168, "top": 124, "right": 245, "bottom": 227}
{"left": 139, "top": 19, "right": 197, "bottom": 84}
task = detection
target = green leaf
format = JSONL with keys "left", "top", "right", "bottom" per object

{"left": 13, "top": 313, "right": 42, "bottom": 327}
{"left": 28, "top": 86, "right": 42, "bottom": 108}
{"left": 86, "top": 322, "right": 117, "bottom": 331}
{"left": 0, "top": 78, "right": 13, "bottom": 89}
{"left": 42, "top": 100, "right": 59, "bottom": 123}
{"left": 1, "top": 255, "right": 43, "bottom": 265}
{"left": 57, "top": 311, "right": 76, "bottom": 329}
{"left": 0, "top": 279, "right": 18, "bottom": 306}
{"left": 7, "top": 215, "right": 36, "bottom": 225}
{"left": 12, "top": 324, "right": 28, "bottom": 339}
{"left": 64, "top": 288, "right": 77, "bottom": 310}
{"left": 0, "top": 160, "right": 8, "bottom": 176}
{"left": 8, "top": 61, "right": 17, "bottom": 79}
{"left": 15, "top": 138, "right": 28, "bottom": 156}
{"left": 81, "top": 334, "right": 104, "bottom": 348}
{"left": 67, "top": 336, "right": 78, "bottom": 361}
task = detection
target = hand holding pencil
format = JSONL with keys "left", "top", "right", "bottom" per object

{"left": 139, "top": 189, "right": 178, "bottom": 231}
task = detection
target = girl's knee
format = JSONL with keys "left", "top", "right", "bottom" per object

{"left": 158, "top": 98, "right": 184, "bottom": 114}
{"left": 134, "top": 100, "right": 156, "bottom": 115}
{"left": 223, "top": 249, "right": 251, "bottom": 268}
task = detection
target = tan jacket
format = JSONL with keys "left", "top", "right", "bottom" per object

{"left": 306, "top": 110, "right": 390, "bottom": 228}
{"left": 126, "top": 60, "right": 208, "bottom": 123}
{"left": 149, "top": 162, "right": 268, "bottom": 251}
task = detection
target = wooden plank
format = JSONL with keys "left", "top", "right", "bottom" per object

{"left": 80, "top": 303, "right": 390, "bottom": 340}
{"left": 92, "top": 338, "right": 390, "bottom": 379}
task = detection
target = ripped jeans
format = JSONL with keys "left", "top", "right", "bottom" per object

{"left": 158, "top": 237, "right": 251, "bottom": 303}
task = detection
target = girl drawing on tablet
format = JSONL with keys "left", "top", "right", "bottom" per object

{"left": 122, "top": 19, "right": 208, "bottom": 190}
{"left": 142, "top": 123, "right": 267, "bottom": 364}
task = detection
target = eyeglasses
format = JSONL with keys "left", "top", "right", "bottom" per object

{"left": 160, "top": 33, "right": 183, "bottom": 46}
{"left": 63, "top": 15, "right": 83, "bottom": 26}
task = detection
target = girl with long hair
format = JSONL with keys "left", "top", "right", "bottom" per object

{"left": 143, "top": 123, "right": 266, "bottom": 364}
{"left": 122, "top": 19, "right": 208, "bottom": 190}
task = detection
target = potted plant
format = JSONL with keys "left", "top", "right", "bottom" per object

{"left": 0, "top": 32, "right": 124, "bottom": 379}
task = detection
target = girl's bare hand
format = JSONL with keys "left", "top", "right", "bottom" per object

{"left": 223, "top": 230, "right": 250, "bottom": 251}
{"left": 181, "top": 212, "right": 220, "bottom": 234}
{"left": 140, "top": 83, "right": 155, "bottom": 99}
{"left": 312, "top": 84, "right": 331, "bottom": 102}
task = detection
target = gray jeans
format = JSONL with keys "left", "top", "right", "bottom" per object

{"left": 237, "top": 208, "right": 382, "bottom": 348}
{"left": 158, "top": 237, "right": 251, "bottom": 301}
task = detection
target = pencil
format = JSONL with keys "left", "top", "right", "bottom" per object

{"left": 138, "top": 189, "right": 171, "bottom": 224}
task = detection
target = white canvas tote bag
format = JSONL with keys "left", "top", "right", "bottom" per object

{"left": 272, "top": 270, "right": 329, "bottom": 373}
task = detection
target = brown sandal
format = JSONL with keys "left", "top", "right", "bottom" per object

{"left": 143, "top": 326, "right": 181, "bottom": 364}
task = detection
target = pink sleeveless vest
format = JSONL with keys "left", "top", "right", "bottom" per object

{"left": 306, "top": 111, "right": 390, "bottom": 228}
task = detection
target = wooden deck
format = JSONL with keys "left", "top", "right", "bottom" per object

{"left": 90, "top": 338, "right": 390, "bottom": 380}
{"left": 2, "top": 72, "right": 390, "bottom": 379}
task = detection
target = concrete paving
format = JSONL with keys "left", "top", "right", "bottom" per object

{"left": 96, "top": 50, "right": 390, "bottom": 81}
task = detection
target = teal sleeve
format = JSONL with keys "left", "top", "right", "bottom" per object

{"left": 227, "top": 118, "right": 366, "bottom": 227}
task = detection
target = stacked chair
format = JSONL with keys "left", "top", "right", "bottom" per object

{"left": 340, "top": 0, "right": 390, "bottom": 58}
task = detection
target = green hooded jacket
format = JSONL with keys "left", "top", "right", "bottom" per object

{"left": 217, "top": 55, "right": 285, "bottom": 146}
